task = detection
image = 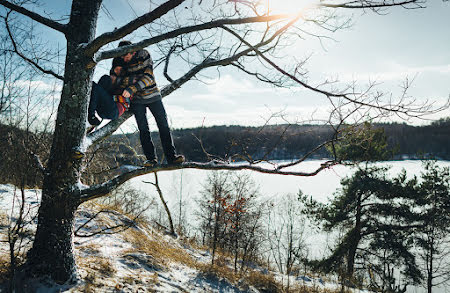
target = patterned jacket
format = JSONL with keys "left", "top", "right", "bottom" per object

{"left": 120, "top": 49, "right": 162, "bottom": 105}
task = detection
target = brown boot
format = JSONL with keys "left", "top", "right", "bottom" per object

{"left": 143, "top": 158, "right": 158, "bottom": 167}
{"left": 168, "top": 154, "right": 185, "bottom": 165}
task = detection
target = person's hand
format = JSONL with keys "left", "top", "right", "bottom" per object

{"left": 110, "top": 75, "right": 117, "bottom": 84}
{"left": 122, "top": 89, "right": 132, "bottom": 98}
{"left": 114, "top": 66, "right": 123, "bottom": 76}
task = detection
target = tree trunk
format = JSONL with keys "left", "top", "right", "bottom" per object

{"left": 427, "top": 239, "right": 433, "bottom": 293}
{"left": 24, "top": 0, "right": 102, "bottom": 284}
{"left": 346, "top": 194, "right": 363, "bottom": 279}
{"left": 26, "top": 195, "right": 79, "bottom": 283}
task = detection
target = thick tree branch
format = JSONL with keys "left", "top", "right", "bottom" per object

{"left": 91, "top": 13, "right": 296, "bottom": 62}
{"left": 320, "top": 0, "right": 425, "bottom": 9}
{"left": 0, "top": 0, "right": 67, "bottom": 33}
{"left": 78, "top": 160, "right": 337, "bottom": 203}
{"left": 85, "top": 111, "right": 132, "bottom": 145}
{"left": 84, "top": 0, "right": 186, "bottom": 56}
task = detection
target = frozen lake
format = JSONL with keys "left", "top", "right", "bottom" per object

{"left": 130, "top": 159, "right": 450, "bottom": 220}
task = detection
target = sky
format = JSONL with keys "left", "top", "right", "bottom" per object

{"left": 3, "top": 0, "right": 450, "bottom": 130}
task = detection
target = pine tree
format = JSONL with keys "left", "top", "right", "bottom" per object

{"left": 414, "top": 161, "right": 450, "bottom": 293}
{"left": 300, "top": 166, "right": 422, "bottom": 289}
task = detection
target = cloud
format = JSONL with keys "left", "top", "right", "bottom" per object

{"left": 338, "top": 63, "right": 450, "bottom": 83}
{"left": 13, "top": 79, "right": 61, "bottom": 93}
{"left": 165, "top": 102, "right": 335, "bottom": 129}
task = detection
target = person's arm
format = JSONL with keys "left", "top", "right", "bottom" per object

{"left": 122, "top": 50, "right": 157, "bottom": 98}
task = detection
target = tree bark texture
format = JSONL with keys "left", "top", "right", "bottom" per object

{"left": 25, "top": 0, "right": 102, "bottom": 284}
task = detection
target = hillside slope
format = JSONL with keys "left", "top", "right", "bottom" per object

{"left": 0, "top": 184, "right": 344, "bottom": 292}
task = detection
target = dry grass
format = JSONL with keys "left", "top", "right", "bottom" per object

{"left": 77, "top": 243, "right": 101, "bottom": 256}
{"left": 80, "top": 273, "right": 97, "bottom": 292}
{"left": 74, "top": 202, "right": 340, "bottom": 293}
{"left": 0, "top": 212, "right": 7, "bottom": 227}
{"left": 0, "top": 254, "right": 10, "bottom": 283}
{"left": 78, "top": 255, "right": 117, "bottom": 277}
{"left": 122, "top": 227, "right": 195, "bottom": 269}
{"left": 245, "top": 270, "right": 281, "bottom": 292}
{"left": 196, "top": 262, "right": 240, "bottom": 284}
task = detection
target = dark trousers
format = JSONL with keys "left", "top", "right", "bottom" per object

{"left": 89, "top": 75, "right": 119, "bottom": 120}
{"left": 130, "top": 99, "right": 176, "bottom": 163}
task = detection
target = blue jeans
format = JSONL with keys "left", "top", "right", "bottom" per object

{"left": 130, "top": 99, "right": 177, "bottom": 163}
{"left": 89, "top": 75, "right": 119, "bottom": 120}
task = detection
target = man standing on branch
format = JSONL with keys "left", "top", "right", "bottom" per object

{"left": 119, "top": 41, "right": 184, "bottom": 167}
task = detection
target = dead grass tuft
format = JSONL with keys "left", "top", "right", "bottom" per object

{"left": 122, "top": 228, "right": 195, "bottom": 269}
{"left": 81, "top": 273, "right": 97, "bottom": 292}
{"left": 245, "top": 270, "right": 281, "bottom": 292}
{"left": 77, "top": 243, "right": 101, "bottom": 256}
{"left": 196, "top": 262, "right": 240, "bottom": 285}
{"left": 0, "top": 254, "right": 10, "bottom": 283}
{"left": 79, "top": 256, "right": 116, "bottom": 277}
{"left": 0, "top": 212, "right": 7, "bottom": 227}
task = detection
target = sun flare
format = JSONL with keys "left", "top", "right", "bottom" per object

{"left": 263, "top": 0, "right": 318, "bottom": 14}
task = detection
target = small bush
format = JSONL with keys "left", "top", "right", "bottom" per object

{"left": 0, "top": 254, "right": 10, "bottom": 283}
{"left": 79, "top": 256, "right": 116, "bottom": 277}
{"left": 245, "top": 271, "right": 281, "bottom": 292}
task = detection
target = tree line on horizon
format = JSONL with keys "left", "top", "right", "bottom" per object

{"left": 115, "top": 118, "right": 450, "bottom": 163}
{"left": 1, "top": 118, "right": 449, "bottom": 188}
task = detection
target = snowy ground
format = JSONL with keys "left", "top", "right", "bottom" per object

{"left": 0, "top": 183, "right": 354, "bottom": 292}
{"left": 2, "top": 160, "right": 450, "bottom": 292}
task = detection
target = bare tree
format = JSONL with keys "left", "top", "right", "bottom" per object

{"left": 143, "top": 172, "right": 176, "bottom": 236}
{"left": 0, "top": 0, "right": 446, "bottom": 285}
{"left": 267, "top": 193, "right": 308, "bottom": 291}
{"left": 197, "top": 171, "right": 263, "bottom": 271}
{"left": 196, "top": 171, "right": 232, "bottom": 265}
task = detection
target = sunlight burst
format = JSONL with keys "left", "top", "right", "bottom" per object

{"left": 262, "top": 0, "right": 318, "bottom": 15}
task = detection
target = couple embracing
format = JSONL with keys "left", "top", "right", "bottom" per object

{"left": 89, "top": 41, "right": 184, "bottom": 167}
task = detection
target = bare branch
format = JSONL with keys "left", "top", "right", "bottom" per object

{"left": 78, "top": 160, "right": 337, "bottom": 203}
{"left": 163, "top": 44, "right": 178, "bottom": 83}
{"left": 3, "top": 12, "right": 64, "bottom": 80}
{"left": 84, "top": 0, "right": 187, "bottom": 56}
{"left": 143, "top": 172, "right": 175, "bottom": 235}
{"left": 92, "top": 13, "right": 297, "bottom": 62}
{"left": 74, "top": 209, "right": 140, "bottom": 238}
{"left": 220, "top": 25, "right": 448, "bottom": 119}
{"left": 320, "top": 0, "right": 425, "bottom": 10}
{"left": 0, "top": 0, "right": 67, "bottom": 33}
{"left": 29, "top": 151, "right": 46, "bottom": 174}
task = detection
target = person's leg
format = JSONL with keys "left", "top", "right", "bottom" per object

{"left": 130, "top": 103, "right": 157, "bottom": 161}
{"left": 147, "top": 99, "right": 178, "bottom": 163}
{"left": 90, "top": 75, "right": 119, "bottom": 121}
{"left": 88, "top": 83, "right": 101, "bottom": 125}
{"left": 95, "top": 81, "right": 119, "bottom": 120}
{"left": 97, "top": 75, "right": 113, "bottom": 93}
